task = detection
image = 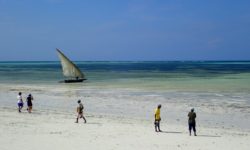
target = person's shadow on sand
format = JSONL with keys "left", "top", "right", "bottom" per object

{"left": 158, "top": 131, "right": 221, "bottom": 137}
{"left": 197, "top": 134, "right": 221, "bottom": 137}
{"left": 159, "top": 131, "right": 183, "bottom": 134}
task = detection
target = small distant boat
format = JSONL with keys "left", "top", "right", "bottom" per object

{"left": 56, "top": 48, "right": 86, "bottom": 83}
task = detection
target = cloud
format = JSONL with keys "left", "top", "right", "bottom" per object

{"left": 207, "top": 38, "right": 223, "bottom": 49}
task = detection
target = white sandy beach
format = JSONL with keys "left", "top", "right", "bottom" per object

{"left": 0, "top": 106, "right": 249, "bottom": 150}
{"left": 0, "top": 83, "right": 250, "bottom": 150}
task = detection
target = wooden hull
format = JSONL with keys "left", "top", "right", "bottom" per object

{"left": 64, "top": 79, "right": 86, "bottom": 83}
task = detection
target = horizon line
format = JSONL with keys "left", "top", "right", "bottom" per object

{"left": 0, "top": 60, "right": 250, "bottom": 62}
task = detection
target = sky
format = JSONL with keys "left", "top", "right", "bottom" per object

{"left": 0, "top": 0, "right": 250, "bottom": 61}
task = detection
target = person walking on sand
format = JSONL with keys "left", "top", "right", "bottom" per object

{"left": 154, "top": 104, "right": 162, "bottom": 132}
{"left": 188, "top": 108, "right": 197, "bottom": 136}
{"left": 26, "top": 94, "right": 34, "bottom": 113}
{"left": 17, "top": 92, "right": 23, "bottom": 113}
{"left": 75, "top": 100, "right": 87, "bottom": 123}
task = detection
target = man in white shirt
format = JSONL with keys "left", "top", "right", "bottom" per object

{"left": 17, "top": 92, "right": 23, "bottom": 113}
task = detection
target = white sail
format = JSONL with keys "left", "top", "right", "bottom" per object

{"left": 56, "top": 48, "right": 84, "bottom": 79}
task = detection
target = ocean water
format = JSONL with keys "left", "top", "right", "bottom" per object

{"left": 0, "top": 61, "right": 250, "bottom": 130}
{"left": 0, "top": 61, "right": 250, "bottom": 92}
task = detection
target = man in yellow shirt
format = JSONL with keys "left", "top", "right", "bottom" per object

{"left": 154, "top": 104, "right": 162, "bottom": 132}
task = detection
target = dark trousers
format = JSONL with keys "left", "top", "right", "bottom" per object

{"left": 189, "top": 122, "right": 196, "bottom": 132}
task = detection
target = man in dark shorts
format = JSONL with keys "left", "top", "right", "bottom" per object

{"left": 75, "top": 100, "right": 87, "bottom": 123}
{"left": 188, "top": 108, "right": 197, "bottom": 136}
{"left": 26, "top": 94, "right": 33, "bottom": 113}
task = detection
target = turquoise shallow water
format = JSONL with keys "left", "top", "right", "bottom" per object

{"left": 0, "top": 61, "right": 250, "bottom": 92}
